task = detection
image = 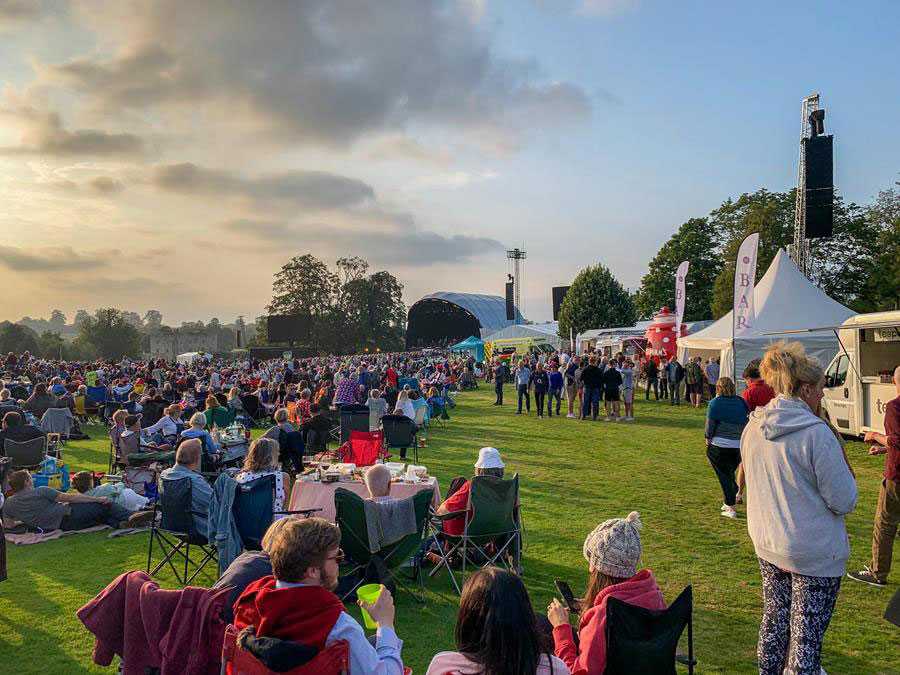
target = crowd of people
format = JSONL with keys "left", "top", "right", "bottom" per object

{"left": 1, "top": 338, "right": 898, "bottom": 674}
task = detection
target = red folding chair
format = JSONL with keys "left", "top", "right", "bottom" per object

{"left": 222, "top": 625, "right": 349, "bottom": 675}
{"left": 340, "top": 430, "right": 384, "bottom": 466}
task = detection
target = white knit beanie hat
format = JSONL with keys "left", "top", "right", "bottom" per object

{"left": 582, "top": 511, "right": 643, "bottom": 578}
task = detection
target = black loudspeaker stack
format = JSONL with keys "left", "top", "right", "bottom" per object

{"left": 803, "top": 135, "right": 834, "bottom": 238}
{"left": 505, "top": 282, "right": 515, "bottom": 320}
{"left": 551, "top": 286, "right": 570, "bottom": 321}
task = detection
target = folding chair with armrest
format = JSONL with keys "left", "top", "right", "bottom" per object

{"left": 3, "top": 436, "right": 47, "bottom": 470}
{"left": 429, "top": 473, "right": 522, "bottom": 594}
{"left": 232, "top": 474, "right": 321, "bottom": 551}
{"left": 334, "top": 486, "right": 434, "bottom": 602}
{"left": 604, "top": 585, "right": 695, "bottom": 674}
{"left": 340, "top": 430, "right": 384, "bottom": 467}
{"left": 222, "top": 625, "right": 349, "bottom": 675}
{"left": 147, "top": 475, "right": 218, "bottom": 585}
{"left": 381, "top": 414, "right": 418, "bottom": 463}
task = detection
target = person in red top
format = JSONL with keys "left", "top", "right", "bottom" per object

{"left": 386, "top": 365, "right": 398, "bottom": 390}
{"left": 435, "top": 447, "right": 506, "bottom": 537}
{"left": 547, "top": 511, "right": 666, "bottom": 675}
{"left": 848, "top": 364, "right": 900, "bottom": 587}
{"left": 741, "top": 359, "right": 776, "bottom": 411}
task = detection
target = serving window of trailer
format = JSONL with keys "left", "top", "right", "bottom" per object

{"left": 859, "top": 327, "right": 900, "bottom": 381}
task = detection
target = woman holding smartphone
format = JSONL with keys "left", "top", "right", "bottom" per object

{"left": 546, "top": 512, "right": 665, "bottom": 675}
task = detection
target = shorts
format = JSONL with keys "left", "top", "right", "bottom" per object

{"left": 622, "top": 388, "right": 634, "bottom": 403}
{"left": 687, "top": 382, "right": 703, "bottom": 395}
{"left": 604, "top": 388, "right": 620, "bottom": 402}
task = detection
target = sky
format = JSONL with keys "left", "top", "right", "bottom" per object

{"left": 1, "top": 0, "right": 898, "bottom": 326}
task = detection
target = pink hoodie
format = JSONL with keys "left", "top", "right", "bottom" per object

{"left": 552, "top": 569, "right": 665, "bottom": 675}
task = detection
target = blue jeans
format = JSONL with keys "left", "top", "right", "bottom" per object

{"left": 582, "top": 387, "right": 600, "bottom": 419}
{"left": 516, "top": 384, "right": 530, "bottom": 413}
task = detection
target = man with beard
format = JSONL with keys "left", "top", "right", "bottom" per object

{"left": 232, "top": 517, "right": 405, "bottom": 674}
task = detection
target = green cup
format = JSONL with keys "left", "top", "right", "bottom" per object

{"left": 357, "top": 583, "right": 383, "bottom": 630}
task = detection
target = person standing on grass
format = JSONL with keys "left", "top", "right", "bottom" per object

{"left": 684, "top": 356, "right": 703, "bottom": 408}
{"left": 547, "top": 363, "right": 564, "bottom": 417}
{"left": 847, "top": 364, "right": 900, "bottom": 588}
{"left": 515, "top": 359, "right": 532, "bottom": 415}
{"left": 704, "top": 357, "right": 720, "bottom": 402}
{"left": 658, "top": 357, "right": 669, "bottom": 400}
{"left": 530, "top": 362, "right": 549, "bottom": 418}
{"left": 742, "top": 342, "right": 857, "bottom": 675}
{"left": 601, "top": 361, "right": 622, "bottom": 422}
{"left": 564, "top": 357, "right": 579, "bottom": 418}
{"left": 704, "top": 377, "right": 748, "bottom": 519}
{"left": 665, "top": 356, "right": 683, "bottom": 406}
{"left": 619, "top": 359, "right": 636, "bottom": 421}
{"left": 580, "top": 357, "right": 603, "bottom": 421}
{"left": 643, "top": 357, "right": 659, "bottom": 401}
{"left": 493, "top": 358, "right": 509, "bottom": 406}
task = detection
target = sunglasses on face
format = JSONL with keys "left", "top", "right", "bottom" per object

{"left": 326, "top": 548, "right": 345, "bottom": 564}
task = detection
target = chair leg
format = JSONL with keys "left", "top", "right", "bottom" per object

{"left": 688, "top": 613, "right": 694, "bottom": 675}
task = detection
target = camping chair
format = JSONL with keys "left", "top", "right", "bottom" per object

{"left": 429, "top": 474, "right": 522, "bottom": 594}
{"left": 381, "top": 414, "right": 418, "bottom": 463}
{"left": 147, "top": 476, "right": 218, "bottom": 585}
{"left": 604, "top": 585, "right": 695, "bottom": 675}
{"left": 222, "top": 625, "right": 349, "bottom": 675}
{"left": 334, "top": 486, "right": 434, "bottom": 602}
{"left": 339, "top": 405, "right": 370, "bottom": 445}
{"left": 3, "top": 436, "right": 47, "bottom": 470}
{"left": 232, "top": 474, "right": 322, "bottom": 551}
{"left": 205, "top": 405, "right": 236, "bottom": 430}
{"left": 240, "top": 394, "right": 268, "bottom": 427}
{"left": 40, "top": 407, "right": 74, "bottom": 441}
{"left": 340, "top": 430, "right": 384, "bottom": 467}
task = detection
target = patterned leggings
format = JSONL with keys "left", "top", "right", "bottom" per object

{"left": 757, "top": 558, "right": 841, "bottom": 675}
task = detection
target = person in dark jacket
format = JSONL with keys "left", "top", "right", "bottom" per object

{"left": 601, "top": 365, "right": 623, "bottom": 421}
{"left": 665, "top": 357, "right": 684, "bottom": 406}
{"left": 643, "top": 359, "right": 659, "bottom": 401}
{"left": 529, "top": 363, "right": 550, "bottom": 418}
{"left": 705, "top": 377, "right": 749, "bottom": 519}
{"left": 580, "top": 357, "right": 603, "bottom": 421}
{"left": 0, "top": 411, "right": 46, "bottom": 449}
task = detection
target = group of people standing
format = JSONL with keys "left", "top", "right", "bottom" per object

{"left": 642, "top": 354, "right": 720, "bottom": 407}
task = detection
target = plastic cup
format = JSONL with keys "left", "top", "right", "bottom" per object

{"left": 357, "top": 584, "right": 383, "bottom": 630}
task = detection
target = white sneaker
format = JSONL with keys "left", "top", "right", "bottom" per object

{"left": 720, "top": 503, "right": 729, "bottom": 511}
{"left": 721, "top": 506, "right": 737, "bottom": 519}
{"left": 566, "top": 413, "right": 575, "bottom": 418}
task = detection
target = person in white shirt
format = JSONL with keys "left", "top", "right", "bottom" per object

{"left": 393, "top": 389, "right": 415, "bottom": 421}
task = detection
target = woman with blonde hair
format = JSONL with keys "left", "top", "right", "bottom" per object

{"left": 235, "top": 437, "right": 292, "bottom": 519}
{"left": 704, "top": 376, "right": 748, "bottom": 519}
{"left": 742, "top": 341, "right": 857, "bottom": 675}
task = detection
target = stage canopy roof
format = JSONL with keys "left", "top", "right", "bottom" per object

{"left": 406, "top": 292, "right": 523, "bottom": 349}
{"left": 483, "top": 322, "right": 561, "bottom": 347}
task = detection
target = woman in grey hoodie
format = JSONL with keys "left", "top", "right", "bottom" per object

{"left": 742, "top": 342, "right": 857, "bottom": 675}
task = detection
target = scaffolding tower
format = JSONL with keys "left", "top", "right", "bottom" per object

{"left": 789, "top": 93, "right": 820, "bottom": 277}
{"left": 506, "top": 247, "right": 526, "bottom": 324}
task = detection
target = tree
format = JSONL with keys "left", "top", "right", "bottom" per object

{"left": 73, "top": 309, "right": 91, "bottom": 330}
{"left": 121, "top": 311, "right": 144, "bottom": 330}
{"left": 37, "top": 331, "right": 65, "bottom": 359}
{"left": 635, "top": 218, "right": 722, "bottom": 321}
{"left": 0, "top": 322, "right": 39, "bottom": 354}
{"left": 143, "top": 310, "right": 163, "bottom": 331}
{"left": 558, "top": 264, "right": 636, "bottom": 338}
{"left": 78, "top": 308, "right": 142, "bottom": 359}
{"left": 856, "top": 185, "right": 900, "bottom": 311}
{"left": 49, "top": 309, "right": 66, "bottom": 332}
{"left": 267, "top": 254, "right": 339, "bottom": 349}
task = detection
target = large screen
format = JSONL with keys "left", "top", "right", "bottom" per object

{"left": 267, "top": 314, "right": 311, "bottom": 343}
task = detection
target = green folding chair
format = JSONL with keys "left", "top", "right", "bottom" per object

{"left": 429, "top": 474, "right": 522, "bottom": 594}
{"left": 334, "top": 486, "right": 434, "bottom": 602}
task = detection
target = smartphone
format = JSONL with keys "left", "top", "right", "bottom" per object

{"left": 554, "top": 579, "right": 580, "bottom": 613}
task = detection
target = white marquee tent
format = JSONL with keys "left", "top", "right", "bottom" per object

{"left": 677, "top": 249, "right": 855, "bottom": 384}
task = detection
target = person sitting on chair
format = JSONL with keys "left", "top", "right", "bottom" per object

{"left": 427, "top": 567, "right": 570, "bottom": 675}
{"left": 364, "top": 464, "right": 394, "bottom": 503}
{"left": 547, "top": 512, "right": 665, "bottom": 675}
{"left": 263, "top": 408, "right": 303, "bottom": 474}
{"left": 204, "top": 394, "right": 231, "bottom": 429}
{"left": 233, "top": 517, "right": 405, "bottom": 674}
{"left": 159, "top": 439, "right": 213, "bottom": 535}
{"left": 2, "top": 469, "right": 153, "bottom": 532}
{"left": 0, "top": 411, "right": 46, "bottom": 449}
{"left": 435, "top": 447, "right": 505, "bottom": 538}
{"left": 393, "top": 388, "right": 415, "bottom": 421}
{"left": 180, "top": 412, "right": 221, "bottom": 458}
{"left": 235, "top": 437, "right": 293, "bottom": 520}
{"left": 300, "top": 403, "right": 332, "bottom": 452}
{"left": 142, "top": 404, "right": 183, "bottom": 445}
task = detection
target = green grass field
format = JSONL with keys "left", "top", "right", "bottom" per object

{"left": 1, "top": 388, "right": 897, "bottom": 674}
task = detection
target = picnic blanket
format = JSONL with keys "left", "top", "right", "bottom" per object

{"left": 4, "top": 524, "right": 150, "bottom": 545}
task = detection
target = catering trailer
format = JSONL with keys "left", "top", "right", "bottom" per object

{"left": 821, "top": 311, "right": 900, "bottom": 437}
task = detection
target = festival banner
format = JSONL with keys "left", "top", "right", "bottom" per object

{"left": 733, "top": 233, "right": 760, "bottom": 337}
{"left": 675, "top": 260, "right": 689, "bottom": 337}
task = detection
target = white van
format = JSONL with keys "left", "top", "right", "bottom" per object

{"left": 821, "top": 311, "right": 900, "bottom": 437}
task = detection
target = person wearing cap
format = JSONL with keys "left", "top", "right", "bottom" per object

{"left": 547, "top": 512, "right": 665, "bottom": 675}
{"left": 435, "top": 447, "right": 507, "bottom": 537}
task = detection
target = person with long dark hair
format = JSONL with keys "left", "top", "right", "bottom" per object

{"left": 427, "top": 567, "right": 569, "bottom": 675}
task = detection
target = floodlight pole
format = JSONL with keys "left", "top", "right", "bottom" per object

{"left": 506, "top": 248, "right": 526, "bottom": 324}
{"left": 790, "top": 93, "right": 819, "bottom": 278}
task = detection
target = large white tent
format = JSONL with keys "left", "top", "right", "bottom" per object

{"left": 678, "top": 249, "right": 855, "bottom": 384}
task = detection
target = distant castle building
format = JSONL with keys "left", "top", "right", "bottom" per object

{"left": 147, "top": 325, "right": 236, "bottom": 360}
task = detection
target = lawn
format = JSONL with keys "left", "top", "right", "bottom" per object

{"left": 1, "top": 388, "right": 897, "bottom": 674}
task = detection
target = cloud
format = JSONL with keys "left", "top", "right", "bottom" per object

{"left": 0, "top": 245, "right": 113, "bottom": 272}
{"left": 221, "top": 218, "right": 504, "bottom": 266}
{"left": 89, "top": 176, "right": 125, "bottom": 193}
{"left": 149, "top": 163, "right": 374, "bottom": 209}
{"left": 0, "top": 100, "right": 144, "bottom": 157}
{"left": 364, "top": 135, "right": 452, "bottom": 167}
{"left": 0, "top": 0, "right": 41, "bottom": 27}
{"left": 578, "top": 0, "right": 638, "bottom": 15}
{"left": 43, "top": 0, "right": 590, "bottom": 148}
{"left": 406, "top": 170, "right": 499, "bottom": 191}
